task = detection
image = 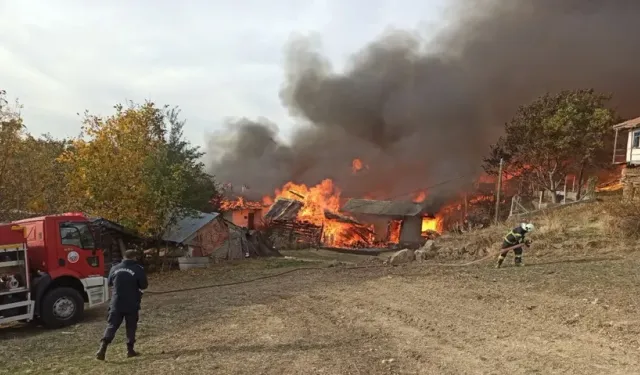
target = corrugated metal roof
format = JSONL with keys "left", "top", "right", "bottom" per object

{"left": 341, "top": 199, "right": 423, "bottom": 217}
{"left": 161, "top": 212, "right": 220, "bottom": 244}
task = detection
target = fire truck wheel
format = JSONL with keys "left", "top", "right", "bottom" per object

{"left": 40, "top": 287, "right": 85, "bottom": 329}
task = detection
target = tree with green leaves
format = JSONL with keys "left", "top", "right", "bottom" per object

{"left": 484, "top": 89, "right": 616, "bottom": 203}
{"left": 164, "top": 108, "right": 221, "bottom": 213}
{"left": 60, "top": 101, "right": 219, "bottom": 237}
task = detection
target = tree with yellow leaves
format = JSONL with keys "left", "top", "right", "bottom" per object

{"left": 60, "top": 101, "right": 218, "bottom": 237}
{"left": 18, "top": 134, "right": 71, "bottom": 214}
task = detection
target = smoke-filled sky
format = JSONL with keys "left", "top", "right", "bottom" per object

{"left": 3, "top": 1, "right": 639, "bottom": 207}
{"left": 0, "top": 0, "right": 448, "bottom": 146}
{"left": 209, "top": 0, "right": 640, "bottom": 205}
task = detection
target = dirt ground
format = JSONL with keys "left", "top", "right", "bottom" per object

{"left": 2, "top": 251, "right": 640, "bottom": 375}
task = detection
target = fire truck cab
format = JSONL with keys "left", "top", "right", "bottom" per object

{"left": 0, "top": 213, "right": 109, "bottom": 328}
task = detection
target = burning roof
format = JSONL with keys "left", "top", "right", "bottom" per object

{"left": 263, "top": 198, "right": 303, "bottom": 221}
{"left": 341, "top": 199, "right": 424, "bottom": 217}
{"left": 219, "top": 195, "right": 264, "bottom": 211}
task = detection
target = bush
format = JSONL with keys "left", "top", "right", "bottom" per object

{"left": 603, "top": 199, "right": 640, "bottom": 238}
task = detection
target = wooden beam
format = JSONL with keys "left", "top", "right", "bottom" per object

{"left": 494, "top": 158, "right": 504, "bottom": 224}
{"left": 612, "top": 128, "right": 619, "bottom": 164}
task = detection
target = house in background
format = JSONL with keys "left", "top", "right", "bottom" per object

{"left": 340, "top": 199, "right": 425, "bottom": 247}
{"left": 219, "top": 195, "right": 266, "bottom": 230}
{"left": 221, "top": 207, "right": 264, "bottom": 230}
{"left": 612, "top": 116, "right": 640, "bottom": 199}
{"left": 160, "top": 210, "right": 281, "bottom": 263}
{"left": 162, "top": 212, "right": 229, "bottom": 257}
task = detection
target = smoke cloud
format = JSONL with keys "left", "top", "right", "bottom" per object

{"left": 208, "top": 0, "right": 640, "bottom": 209}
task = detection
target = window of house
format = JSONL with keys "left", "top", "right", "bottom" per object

{"left": 60, "top": 222, "right": 96, "bottom": 249}
{"left": 633, "top": 131, "right": 640, "bottom": 148}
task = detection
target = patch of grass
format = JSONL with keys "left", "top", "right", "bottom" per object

{"left": 262, "top": 258, "right": 315, "bottom": 269}
{"left": 603, "top": 199, "right": 640, "bottom": 238}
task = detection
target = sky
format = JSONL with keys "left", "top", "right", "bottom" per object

{"left": 0, "top": 0, "right": 449, "bottom": 148}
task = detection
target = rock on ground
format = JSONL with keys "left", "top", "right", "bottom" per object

{"left": 389, "top": 249, "right": 415, "bottom": 266}
{"left": 418, "top": 240, "right": 438, "bottom": 259}
{"left": 422, "top": 240, "right": 436, "bottom": 251}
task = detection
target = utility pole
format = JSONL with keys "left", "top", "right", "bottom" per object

{"left": 494, "top": 158, "right": 504, "bottom": 224}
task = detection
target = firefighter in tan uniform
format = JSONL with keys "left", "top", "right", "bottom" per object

{"left": 496, "top": 223, "right": 534, "bottom": 268}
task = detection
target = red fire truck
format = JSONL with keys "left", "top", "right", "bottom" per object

{"left": 0, "top": 213, "right": 109, "bottom": 328}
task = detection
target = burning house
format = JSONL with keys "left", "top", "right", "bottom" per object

{"left": 258, "top": 188, "right": 442, "bottom": 250}
{"left": 217, "top": 168, "right": 505, "bottom": 252}
{"left": 219, "top": 195, "right": 266, "bottom": 230}
{"left": 262, "top": 198, "right": 323, "bottom": 249}
{"left": 340, "top": 199, "right": 425, "bottom": 247}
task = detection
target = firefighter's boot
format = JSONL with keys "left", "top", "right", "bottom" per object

{"left": 514, "top": 255, "right": 524, "bottom": 267}
{"left": 495, "top": 255, "right": 506, "bottom": 268}
{"left": 127, "top": 343, "right": 139, "bottom": 358}
{"left": 95, "top": 341, "right": 108, "bottom": 361}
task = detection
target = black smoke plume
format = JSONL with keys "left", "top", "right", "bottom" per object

{"left": 208, "top": 0, "right": 640, "bottom": 209}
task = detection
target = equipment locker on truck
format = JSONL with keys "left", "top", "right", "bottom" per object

{"left": 0, "top": 213, "right": 109, "bottom": 328}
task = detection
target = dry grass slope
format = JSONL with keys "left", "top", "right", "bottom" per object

{"left": 432, "top": 194, "right": 637, "bottom": 262}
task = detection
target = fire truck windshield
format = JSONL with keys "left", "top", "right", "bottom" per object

{"left": 60, "top": 222, "right": 96, "bottom": 250}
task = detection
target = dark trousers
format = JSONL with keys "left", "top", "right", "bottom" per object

{"left": 500, "top": 241, "right": 524, "bottom": 263}
{"left": 101, "top": 309, "right": 139, "bottom": 345}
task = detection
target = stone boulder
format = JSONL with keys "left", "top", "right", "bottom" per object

{"left": 418, "top": 239, "right": 438, "bottom": 259}
{"left": 422, "top": 240, "right": 436, "bottom": 251}
{"left": 414, "top": 249, "right": 428, "bottom": 262}
{"left": 388, "top": 249, "right": 415, "bottom": 266}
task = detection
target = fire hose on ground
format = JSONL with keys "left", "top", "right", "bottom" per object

{"left": 144, "top": 243, "right": 536, "bottom": 296}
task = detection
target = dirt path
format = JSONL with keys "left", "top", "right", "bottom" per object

{"left": 2, "top": 257, "right": 639, "bottom": 374}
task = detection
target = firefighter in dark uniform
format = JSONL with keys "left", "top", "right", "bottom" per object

{"left": 96, "top": 249, "right": 148, "bottom": 360}
{"left": 496, "top": 223, "right": 535, "bottom": 268}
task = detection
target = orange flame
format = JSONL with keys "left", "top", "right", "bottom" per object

{"left": 469, "top": 195, "right": 493, "bottom": 204}
{"left": 268, "top": 179, "right": 366, "bottom": 247}
{"left": 220, "top": 196, "right": 263, "bottom": 211}
{"left": 257, "top": 163, "right": 532, "bottom": 246}
{"left": 352, "top": 158, "right": 364, "bottom": 173}
{"left": 596, "top": 182, "right": 623, "bottom": 192}
{"left": 477, "top": 174, "right": 495, "bottom": 184}
{"left": 421, "top": 216, "right": 443, "bottom": 233}
{"left": 412, "top": 191, "right": 427, "bottom": 203}
{"left": 388, "top": 220, "right": 402, "bottom": 243}
{"left": 478, "top": 165, "right": 532, "bottom": 185}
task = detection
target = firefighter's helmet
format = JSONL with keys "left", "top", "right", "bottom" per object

{"left": 521, "top": 222, "right": 535, "bottom": 232}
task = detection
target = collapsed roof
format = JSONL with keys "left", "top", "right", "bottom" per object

{"left": 263, "top": 198, "right": 303, "bottom": 221}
